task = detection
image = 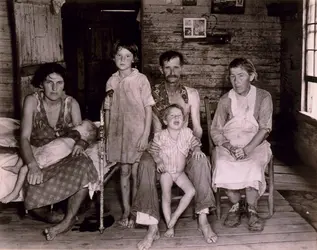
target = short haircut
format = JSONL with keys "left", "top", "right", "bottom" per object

{"left": 159, "top": 50, "right": 184, "bottom": 67}
{"left": 31, "top": 63, "right": 67, "bottom": 88}
{"left": 112, "top": 39, "right": 139, "bottom": 64}
{"left": 81, "top": 120, "right": 98, "bottom": 144}
{"left": 228, "top": 58, "right": 258, "bottom": 81}
{"left": 162, "top": 104, "right": 185, "bottom": 121}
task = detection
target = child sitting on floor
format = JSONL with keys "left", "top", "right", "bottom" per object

{"left": 148, "top": 104, "right": 205, "bottom": 238}
{"left": 0, "top": 119, "right": 98, "bottom": 204}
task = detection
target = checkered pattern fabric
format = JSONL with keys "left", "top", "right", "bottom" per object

{"left": 24, "top": 92, "right": 98, "bottom": 210}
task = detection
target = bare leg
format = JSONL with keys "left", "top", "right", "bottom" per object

{"left": 128, "top": 162, "right": 139, "bottom": 228}
{"left": 0, "top": 165, "right": 28, "bottom": 203}
{"left": 185, "top": 156, "right": 217, "bottom": 243}
{"left": 137, "top": 224, "right": 160, "bottom": 250}
{"left": 44, "top": 188, "right": 88, "bottom": 240}
{"left": 168, "top": 173, "right": 195, "bottom": 229}
{"left": 118, "top": 164, "right": 132, "bottom": 227}
{"left": 198, "top": 213, "right": 218, "bottom": 243}
{"left": 2, "top": 157, "right": 24, "bottom": 174}
{"left": 160, "top": 173, "right": 174, "bottom": 237}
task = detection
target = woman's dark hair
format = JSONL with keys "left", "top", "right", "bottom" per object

{"left": 228, "top": 58, "right": 258, "bottom": 81}
{"left": 31, "top": 63, "right": 67, "bottom": 88}
{"left": 112, "top": 39, "right": 139, "bottom": 64}
{"left": 163, "top": 103, "right": 185, "bottom": 121}
{"left": 159, "top": 50, "right": 184, "bottom": 67}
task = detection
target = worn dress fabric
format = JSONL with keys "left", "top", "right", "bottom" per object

{"left": 210, "top": 85, "right": 273, "bottom": 196}
{"left": 132, "top": 85, "right": 216, "bottom": 224}
{"left": 105, "top": 69, "right": 155, "bottom": 164}
{"left": 24, "top": 91, "right": 98, "bottom": 210}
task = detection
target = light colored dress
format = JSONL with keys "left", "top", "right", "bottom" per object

{"left": 105, "top": 69, "right": 155, "bottom": 164}
{"left": 210, "top": 85, "right": 272, "bottom": 195}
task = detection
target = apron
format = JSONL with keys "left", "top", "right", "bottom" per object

{"left": 212, "top": 86, "right": 272, "bottom": 195}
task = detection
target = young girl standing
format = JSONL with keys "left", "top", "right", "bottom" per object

{"left": 104, "top": 40, "right": 155, "bottom": 228}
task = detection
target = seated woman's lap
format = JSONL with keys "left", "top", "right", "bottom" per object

{"left": 24, "top": 154, "right": 98, "bottom": 210}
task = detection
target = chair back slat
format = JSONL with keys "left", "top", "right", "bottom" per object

{"left": 204, "top": 97, "right": 217, "bottom": 157}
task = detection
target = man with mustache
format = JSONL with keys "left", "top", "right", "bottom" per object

{"left": 132, "top": 50, "right": 217, "bottom": 250}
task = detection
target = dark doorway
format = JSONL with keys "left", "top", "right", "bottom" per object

{"left": 62, "top": 1, "right": 141, "bottom": 121}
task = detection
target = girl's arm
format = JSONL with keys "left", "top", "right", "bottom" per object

{"left": 137, "top": 106, "right": 152, "bottom": 151}
{"left": 20, "top": 95, "right": 43, "bottom": 185}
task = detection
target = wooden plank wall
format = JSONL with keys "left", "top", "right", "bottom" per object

{"left": 142, "top": 0, "right": 281, "bottom": 119}
{"left": 0, "top": 0, "right": 14, "bottom": 117}
{"left": 14, "top": 0, "right": 64, "bottom": 108}
{"left": 14, "top": 0, "right": 63, "bottom": 67}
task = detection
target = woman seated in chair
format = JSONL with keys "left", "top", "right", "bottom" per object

{"left": 210, "top": 58, "right": 273, "bottom": 231}
{"left": 18, "top": 63, "right": 98, "bottom": 240}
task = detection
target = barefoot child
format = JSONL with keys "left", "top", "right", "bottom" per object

{"left": 104, "top": 39, "right": 155, "bottom": 228}
{"left": 149, "top": 104, "right": 205, "bottom": 238}
{"left": 0, "top": 120, "right": 98, "bottom": 203}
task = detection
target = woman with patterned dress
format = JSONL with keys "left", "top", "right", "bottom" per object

{"left": 20, "top": 63, "right": 98, "bottom": 240}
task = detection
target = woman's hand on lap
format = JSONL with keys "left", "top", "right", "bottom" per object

{"left": 27, "top": 162, "right": 43, "bottom": 185}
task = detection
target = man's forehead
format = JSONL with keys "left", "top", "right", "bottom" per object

{"left": 162, "top": 57, "right": 182, "bottom": 67}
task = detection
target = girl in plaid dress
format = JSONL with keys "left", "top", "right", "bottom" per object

{"left": 20, "top": 63, "right": 98, "bottom": 240}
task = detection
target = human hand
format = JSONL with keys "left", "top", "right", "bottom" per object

{"left": 137, "top": 134, "right": 148, "bottom": 152}
{"left": 27, "top": 162, "right": 43, "bottom": 185}
{"left": 233, "top": 147, "right": 245, "bottom": 160}
{"left": 156, "top": 164, "right": 165, "bottom": 173}
{"left": 72, "top": 144, "right": 88, "bottom": 157}
{"left": 192, "top": 148, "right": 205, "bottom": 159}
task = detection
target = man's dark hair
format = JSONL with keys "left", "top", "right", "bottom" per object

{"left": 31, "top": 63, "right": 67, "bottom": 88}
{"left": 159, "top": 50, "right": 184, "bottom": 67}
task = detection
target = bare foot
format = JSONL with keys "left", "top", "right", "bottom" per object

{"left": 167, "top": 213, "right": 178, "bottom": 229}
{"left": 0, "top": 191, "right": 19, "bottom": 204}
{"left": 164, "top": 227, "right": 174, "bottom": 238}
{"left": 43, "top": 217, "right": 76, "bottom": 241}
{"left": 127, "top": 218, "right": 135, "bottom": 228}
{"left": 117, "top": 217, "right": 129, "bottom": 227}
{"left": 43, "top": 228, "right": 57, "bottom": 241}
{"left": 198, "top": 214, "right": 217, "bottom": 243}
{"left": 137, "top": 224, "right": 160, "bottom": 250}
{"left": 2, "top": 165, "right": 20, "bottom": 174}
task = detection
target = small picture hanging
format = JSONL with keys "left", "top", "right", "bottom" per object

{"left": 183, "top": 18, "right": 207, "bottom": 39}
{"left": 211, "top": 0, "right": 245, "bottom": 14}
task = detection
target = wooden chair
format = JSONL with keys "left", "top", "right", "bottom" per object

{"left": 204, "top": 97, "right": 274, "bottom": 220}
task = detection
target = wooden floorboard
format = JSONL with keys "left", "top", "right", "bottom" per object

{"left": 0, "top": 188, "right": 316, "bottom": 250}
{"left": 274, "top": 158, "right": 317, "bottom": 192}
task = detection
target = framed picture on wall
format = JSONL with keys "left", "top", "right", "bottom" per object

{"left": 211, "top": 0, "right": 245, "bottom": 14}
{"left": 183, "top": 18, "right": 207, "bottom": 39}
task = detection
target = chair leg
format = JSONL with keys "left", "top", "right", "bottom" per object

{"left": 268, "top": 156, "right": 274, "bottom": 217}
{"left": 216, "top": 189, "right": 221, "bottom": 220}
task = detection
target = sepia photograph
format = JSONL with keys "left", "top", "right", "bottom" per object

{"left": 0, "top": 0, "right": 316, "bottom": 250}
{"left": 183, "top": 17, "right": 207, "bottom": 38}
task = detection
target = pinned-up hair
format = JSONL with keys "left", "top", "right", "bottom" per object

{"left": 228, "top": 58, "right": 258, "bottom": 81}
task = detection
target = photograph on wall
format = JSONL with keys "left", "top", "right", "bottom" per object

{"left": 183, "top": 18, "right": 207, "bottom": 38}
{"left": 211, "top": 0, "right": 245, "bottom": 14}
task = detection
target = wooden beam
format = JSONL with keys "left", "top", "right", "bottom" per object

{"left": 20, "top": 61, "right": 66, "bottom": 77}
